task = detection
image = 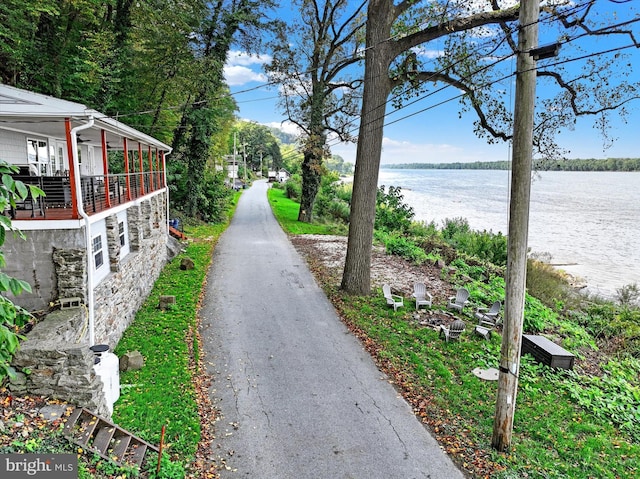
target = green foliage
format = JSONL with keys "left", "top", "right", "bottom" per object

{"left": 267, "top": 187, "right": 344, "bottom": 235}
{"left": 284, "top": 174, "right": 302, "bottom": 201}
{"left": 231, "top": 120, "right": 283, "bottom": 174}
{"left": 113, "top": 224, "right": 228, "bottom": 474}
{"left": 441, "top": 217, "right": 507, "bottom": 266}
{"left": 562, "top": 357, "right": 640, "bottom": 441}
{"left": 375, "top": 185, "right": 414, "bottom": 233}
{"left": 616, "top": 283, "right": 640, "bottom": 307}
{"left": 325, "top": 154, "right": 354, "bottom": 175}
{"left": 526, "top": 255, "right": 578, "bottom": 310}
{"left": 375, "top": 231, "right": 428, "bottom": 265}
{"left": 0, "top": 160, "right": 45, "bottom": 380}
{"left": 313, "top": 172, "right": 351, "bottom": 223}
{"left": 570, "top": 300, "right": 640, "bottom": 357}
{"left": 329, "top": 286, "right": 640, "bottom": 478}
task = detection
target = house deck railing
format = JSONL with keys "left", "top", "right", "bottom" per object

{"left": 8, "top": 172, "right": 163, "bottom": 220}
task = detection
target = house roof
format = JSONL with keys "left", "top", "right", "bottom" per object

{"left": 0, "top": 84, "right": 171, "bottom": 152}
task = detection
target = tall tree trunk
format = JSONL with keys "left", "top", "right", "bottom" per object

{"left": 340, "top": 0, "right": 394, "bottom": 294}
{"left": 298, "top": 148, "right": 323, "bottom": 222}
{"left": 298, "top": 108, "right": 326, "bottom": 222}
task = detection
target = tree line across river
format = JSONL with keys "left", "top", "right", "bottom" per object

{"left": 385, "top": 157, "right": 640, "bottom": 172}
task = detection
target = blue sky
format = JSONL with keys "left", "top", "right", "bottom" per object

{"left": 224, "top": 2, "right": 640, "bottom": 165}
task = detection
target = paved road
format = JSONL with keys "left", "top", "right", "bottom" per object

{"left": 199, "top": 180, "right": 464, "bottom": 479}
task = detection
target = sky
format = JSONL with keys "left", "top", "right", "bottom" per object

{"left": 223, "top": 1, "right": 640, "bottom": 165}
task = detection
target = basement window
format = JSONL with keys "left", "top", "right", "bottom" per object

{"left": 118, "top": 221, "right": 126, "bottom": 246}
{"left": 93, "top": 235, "right": 104, "bottom": 269}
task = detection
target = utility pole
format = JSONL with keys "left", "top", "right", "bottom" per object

{"left": 492, "top": 0, "right": 539, "bottom": 451}
{"left": 243, "top": 143, "right": 247, "bottom": 184}
{"left": 233, "top": 132, "right": 237, "bottom": 188}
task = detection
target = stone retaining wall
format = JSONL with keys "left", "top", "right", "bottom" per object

{"left": 8, "top": 192, "right": 170, "bottom": 414}
{"left": 9, "top": 309, "right": 109, "bottom": 417}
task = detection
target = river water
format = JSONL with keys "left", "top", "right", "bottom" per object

{"left": 378, "top": 169, "right": 640, "bottom": 299}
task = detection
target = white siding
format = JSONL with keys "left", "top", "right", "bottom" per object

{"left": 0, "top": 129, "right": 29, "bottom": 165}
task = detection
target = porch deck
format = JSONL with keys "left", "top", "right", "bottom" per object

{"left": 9, "top": 172, "right": 163, "bottom": 221}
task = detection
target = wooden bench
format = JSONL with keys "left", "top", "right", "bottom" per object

{"left": 521, "top": 334, "right": 575, "bottom": 370}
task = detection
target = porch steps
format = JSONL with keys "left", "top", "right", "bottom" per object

{"left": 63, "top": 407, "right": 159, "bottom": 470}
{"left": 169, "top": 225, "right": 187, "bottom": 240}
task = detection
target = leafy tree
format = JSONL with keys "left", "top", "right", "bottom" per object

{"left": 266, "top": 0, "right": 366, "bottom": 222}
{"left": 325, "top": 154, "right": 354, "bottom": 175}
{"left": 231, "top": 121, "right": 282, "bottom": 175}
{"left": 342, "top": 0, "right": 640, "bottom": 294}
{"left": 170, "top": 0, "right": 274, "bottom": 218}
{"left": 375, "top": 185, "right": 414, "bottom": 234}
{"left": 0, "top": 161, "right": 43, "bottom": 380}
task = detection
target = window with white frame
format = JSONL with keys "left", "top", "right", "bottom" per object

{"left": 116, "top": 211, "right": 130, "bottom": 258}
{"left": 92, "top": 235, "right": 104, "bottom": 269}
{"left": 118, "top": 221, "right": 126, "bottom": 246}
{"left": 26, "top": 138, "right": 50, "bottom": 175}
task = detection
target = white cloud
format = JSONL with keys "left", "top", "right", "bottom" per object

{"left": 224, "top": 51, "right": 271, "bottom": 85}
{"left": 262, "top": 120, "right": 303, "bottom": 136}
{"left": 413, "top": 47, "right": 444, "bottom": 59}
{"left": 224, "top": 65, "right": 267, "bottom": 86}
{"left": 227, "top": 50, "right": 272, "bottom": 66}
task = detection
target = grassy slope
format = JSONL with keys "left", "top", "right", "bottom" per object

{"left": 267, "top": 188, "right": 639, "bottom": 479}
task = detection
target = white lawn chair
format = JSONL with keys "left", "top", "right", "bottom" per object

{"left": 382, "top": 284, "right": 404, "bottom": 311}
{"left": 440, "top": 319, "right": 466, "bottom": 342}
{"left": 447, "top": 288, "right": 470, "bottom": 313}
{"left": 412, "top": 282, "right": 433, "bottom": 310}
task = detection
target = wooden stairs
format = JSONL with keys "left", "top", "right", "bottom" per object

{"left": 63, "top": 407, "right": 159, "bottom": 470}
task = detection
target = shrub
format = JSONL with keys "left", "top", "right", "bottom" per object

{"left": 375, "top": 185, "right": 414, "bottom": 233}
{"left": 284, "top": 174, "right": 302, "bottom": 200}
{"left": 376, "top": 232, "right": 428, "bottom": 265}
{"left": 526, "top": 255, "right": 578, "bottom": 311}
{"left": 440, "top": 218, "right": 507, "bottom": 266}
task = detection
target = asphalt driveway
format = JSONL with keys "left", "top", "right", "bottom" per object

{"left": 199, "top": 180, "right": 464, "bottom": 479}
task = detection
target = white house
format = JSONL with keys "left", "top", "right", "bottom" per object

{"left": 1, "top": 84, "right": 174, "bottom": 414}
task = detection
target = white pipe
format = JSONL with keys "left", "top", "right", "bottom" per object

{"left": 163, "top": 150, "right": 171, "bottom": 233}
{"left": 70, "top": 118, "right": 96, "bottom": 346}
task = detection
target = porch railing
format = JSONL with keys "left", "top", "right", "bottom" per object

{"left": 8, "top": 172, "right": 162, "bottom": 220}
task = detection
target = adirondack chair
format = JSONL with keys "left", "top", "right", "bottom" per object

{"left": 382, "top": 284, "right": 404, "bottom": 311}
{"left": 440, "top": 319, "right": 466, "bottom": 342}
{"left": 473, "top": 300, "right": 502, "bottom": 339}
{"left": 412, "top": 282, "right": 433, "bottom": 310}
{"left": 474, "top": 301, "right": 502, "bottom": 328}
{"left": 447, "top": 288, "right": 470, "bottom": 313}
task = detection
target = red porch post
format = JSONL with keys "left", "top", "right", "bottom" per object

{"left": 123, "top": 138, "right": 132, "bottom": 201}
{"left": 148, "top": 145, "right": 154, "bottom": 191}
{"left": 161, "top": 151, "right": 167, "bottom": 187}
{"left": 101, "top": 130, "right": 111, "bottom": 208}
{"left": 138, "top": 142, "right": 145, "bottom": 196}
{"left": 64, "top": 118, "right": 80, "bottom": 219}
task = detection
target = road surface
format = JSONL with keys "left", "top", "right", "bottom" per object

{"left": 199, "top": 180, "right": 464, "bottom": 479}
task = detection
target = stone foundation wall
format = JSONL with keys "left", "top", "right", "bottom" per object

{"left": 4, "top": 229, "right": 85, "bottom": 311}
{"left": 9, "top": 309, "right": 109, "bottom": 417}
{"left": 93, "top": 193, "right": 168, "bottom": 347}
{"left": 8, "top": 191, "right": 169, "bottom": 413}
